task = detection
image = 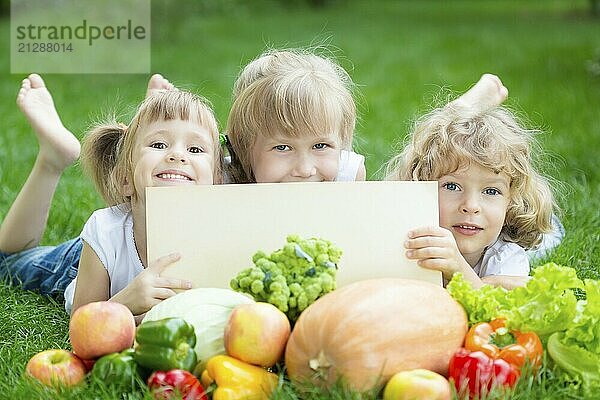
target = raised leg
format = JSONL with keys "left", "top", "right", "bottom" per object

{"left": 0, "top": 74, "right": 80, "bottom": 252}
{"left": 451, "top": 73, "right": 508, "bottom": 115}
{"left": 146, "top": 73, "right": 174, "bottom": 98}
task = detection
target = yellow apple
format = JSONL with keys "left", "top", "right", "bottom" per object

{"left": 224, "top": 302, "right": 290, "bottom": 367}
{"left": 383, "top": 369, "right": 452, "bottom": 400}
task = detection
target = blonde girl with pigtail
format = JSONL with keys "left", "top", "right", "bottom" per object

{"left": 0, "top": 74, "right": 221, "bottom": 321}
{"left": 386, "top": 96, "right": 563, "bottom": 289}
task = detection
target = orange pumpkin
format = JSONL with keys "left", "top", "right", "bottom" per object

{"left": 284, "top": 279, "right": 468, "bottom": 391}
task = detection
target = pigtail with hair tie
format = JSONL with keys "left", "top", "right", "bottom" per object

{"left": 224, "top": 134, "right": 239, "bottom": 165}
{"left": 223, "top": 133, "right": 251, "bottom": 183}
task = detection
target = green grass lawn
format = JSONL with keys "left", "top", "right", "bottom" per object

{"left": 1, "top": 0, "right": 599, "bottom": 398}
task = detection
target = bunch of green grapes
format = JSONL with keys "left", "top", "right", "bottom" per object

{"left": 230, "top": 235, "right": 342, "bottom": 322}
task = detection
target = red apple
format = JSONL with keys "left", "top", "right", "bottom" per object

{"left": 69, "top": 301, "right": 135, "bottom": 360}
{"left": 26, "top": 349, "right": 86, "bottom": 387}
{"left": 383, "top": 369, "right": 452, "bottom": 400}
{"left": 224, "top": 302, "right": 291, "bottom": 367}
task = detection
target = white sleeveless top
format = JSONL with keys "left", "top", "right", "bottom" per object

{"left": 336, "top": 150, "right": 365, "bottom": 182}
{"left": 64, "top": 205, "right": 144, "bottom": 313}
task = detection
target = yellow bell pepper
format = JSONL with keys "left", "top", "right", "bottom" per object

{"left": 200, "top": 355, "right": 278, "bottom": 400}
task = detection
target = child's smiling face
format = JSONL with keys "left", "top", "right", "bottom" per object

{"left": 437, "top": 162, "right": 511, "bottom": 266}
{"left": 250, "top": 132, "right": 341, "bottom": 183}
{"left": 125, "top": 118, "right": 215, "bottom": 202}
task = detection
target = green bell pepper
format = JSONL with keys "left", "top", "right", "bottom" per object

{"left": 91, "top": 348, "right": 140, "bottom": 390}
{"left": 134, "top": 317, "right": 197, "bottom": 372}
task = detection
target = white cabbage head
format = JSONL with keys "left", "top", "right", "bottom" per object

{"left": 142, "top": 288, "right": 254, "bottom": 370}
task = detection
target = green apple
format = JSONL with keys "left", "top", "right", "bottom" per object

{"left": 26, "top": 349, "right": 86, "bottom": 387}
{"left": 383, "top": 369, "right": 452, "bottom": 400}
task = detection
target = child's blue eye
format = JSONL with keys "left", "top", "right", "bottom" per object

{"left": 274, "top": 145, "right": 290, "bottom": 151}
{"left": 313, "top": 143, "right": 328, "bottom": 150}
{"left": 150, "top": 142, "right": 167, "bottom": 149}
{"left": 443, "top": 182, "right": 459, "bottom": 191}
{"left": 484, "top": 188, "right": 502, "bottom": 196}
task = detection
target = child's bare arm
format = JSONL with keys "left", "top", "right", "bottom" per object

{"left": 72, "top": 244, "right": 192, "bottom": 318}
{"left": 356, "top": 163, "right": 366, "bottom": 181}
{"left": 481, "top": 275, "right": 531, "bottom": 290}
{"left": 404, "top": 226, "right": 484, "bottom": 288}
{"left": 71, "top": 242, "right": 110, "bottom": 315}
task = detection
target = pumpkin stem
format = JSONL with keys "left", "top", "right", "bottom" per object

{"left": 309, "top": 350, "right": 332, "bottom": 371}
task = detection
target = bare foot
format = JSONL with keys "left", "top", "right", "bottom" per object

{"left": 146, "top": 73, "right": 175, "bottom": 98}
{"left": 16, "top": 74, "right": 80, "bottom": 173}
{"left": 452, "top": 73, "right": 508, "bottom": 116}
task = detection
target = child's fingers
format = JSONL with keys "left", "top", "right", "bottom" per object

{"left": 155, "top": 277, "right": 193, "bottom": 290}
{"left": 416, "top": 258, "right": 451, "bottom": 273}
{"left": 407, "top": 226, "right": 448, "bottom": 239}
{"left": 142, "top": 297, "right": 163, "bottom": 311}
{"left": 417, "top": 258, "right": 444, "bottom": 268}
{"left": 148, "top": 252, "right": 181, "bottom": 273}
{"left": 406, "top": 246, "right": 449, "bottom": 260}
{"left": 405, "top": 235, "right": 449, "bottom": 250}
{"left": 151, "top": 287, "right": 179, "bottom": 300}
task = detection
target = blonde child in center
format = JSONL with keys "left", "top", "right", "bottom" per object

{"left": 224, "top": 49, "right": 367, "bottom": 184}
{"left": 386, "top": 102, "right": 559, "bottom": 289}
{"left": 0, "top": 74, "right": 221, "bottom": 320}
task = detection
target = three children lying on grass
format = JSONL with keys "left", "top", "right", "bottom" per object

{"left": 0, "top": 48, "right": 564, "bottom": 322}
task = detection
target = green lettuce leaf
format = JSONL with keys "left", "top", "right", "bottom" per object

{"left": 547, "top": 332, "right": 600, "bottom": 397}
{"left": 562, "top": 279, "right": 600, "bottom": 353}
{"left": 446, "top": 273, "right": 511, "bottom": 325}
{"left": 505, "top": 263, "right": 583, "bottom": 338}
{"left": 446, "top": 263, "right": 584, "bottom": 335}
{"left": 547, "top": 279, "right": 600, "bottom": 396}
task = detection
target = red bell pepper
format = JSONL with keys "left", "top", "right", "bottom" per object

{"left": 464, "top": 318, "right": 543, "bottom": 370}
{"left": 147, "top": 369, "right": 208, "bottom": 400}
{"left": 448, "top": 348, "right": 519, "bottom": 398}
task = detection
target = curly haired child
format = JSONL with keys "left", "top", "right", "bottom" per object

{"left": 385, "top": 101, "right": 562, "bottom": 289}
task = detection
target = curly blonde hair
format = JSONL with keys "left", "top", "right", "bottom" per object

{"left": 226, "top": 48, "right": 356, "bottom": 183}
{"left": 81, "top": 89, "right": 221, "bottom": 206}
{"left": 384, "top": 105, "right": 555, "bottom": 249}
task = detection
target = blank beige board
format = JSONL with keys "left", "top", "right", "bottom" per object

{"left": 146, "top": 181, "right": 442, "bottom": 289}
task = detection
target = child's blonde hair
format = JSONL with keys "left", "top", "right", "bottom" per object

{"left": 226, "top": 48, "right": 356, "bottom": 183}
{"left": 385, "top": 105, "right": 555, "bottom": 249}
{"left": 81, "top": 90, "right": 221, "bottom": 206}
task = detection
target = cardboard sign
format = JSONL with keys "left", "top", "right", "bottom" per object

{"left": 146, "top": 181, "right": 441, "bottom": 288}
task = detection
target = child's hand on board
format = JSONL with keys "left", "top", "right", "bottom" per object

{"left": 111, "top": 252, "right": 192, "bottom": 316}
{"left": 404, "top": 226, "right": 472, "bottom": 281}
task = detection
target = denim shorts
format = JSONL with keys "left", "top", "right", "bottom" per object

{"left": 0, "top": 237, "right": 82, "bottom": 298}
